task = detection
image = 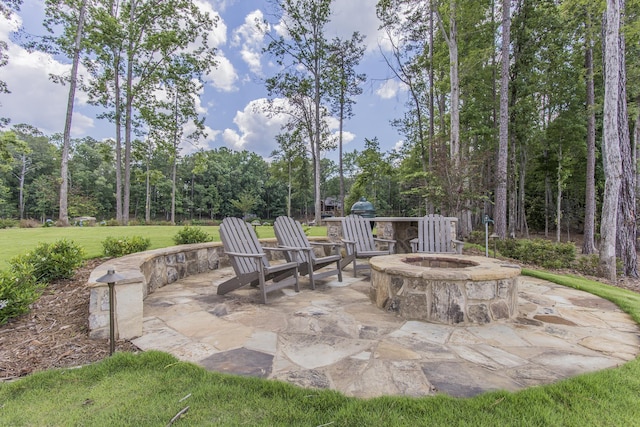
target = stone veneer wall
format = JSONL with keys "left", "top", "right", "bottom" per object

{"left": 87, "top": 238, "right": 288, "bottom": 340}
{"left": 370, "top": 255, "right": 520, "bottom": 326}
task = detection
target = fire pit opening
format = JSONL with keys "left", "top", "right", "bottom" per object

{"left": 402, "top": 256, "right": 478, "bottom": 269}
{"left": 370, "top": 254, "right": 520, "bottom": 326}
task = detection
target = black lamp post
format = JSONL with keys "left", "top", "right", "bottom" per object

{"left": 95, "top": 269, "right": 125, "bottom": 355}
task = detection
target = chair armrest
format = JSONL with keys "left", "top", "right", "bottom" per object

{"left": 224, "top": 251, "right": 265, "bottom": 258}
{"left": 374, "top": 238, "right": 396, "bottom": 244}
{"left": 340, "top": 239, "right": 356, "bottom": 256}
{"left": 263, "top": 246, "right": 300, "bottom": 253}
{"left": 309, "top": 242, "right": 342, "bottom": 247}
{"left": 277, "top": 245, "right": 310, "bottom": 252}
{"left": 374, "top": 238, "right": 396, "bottom": 254}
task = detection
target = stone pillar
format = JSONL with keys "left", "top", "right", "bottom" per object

{"left": 88, "top": 271, "right": 144, "bottom": 340}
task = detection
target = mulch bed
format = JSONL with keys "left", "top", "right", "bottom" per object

{"left": 0, "top": 259, "right": 138, "bottom": 382}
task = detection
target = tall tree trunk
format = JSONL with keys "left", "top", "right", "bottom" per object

{"left": 429, "top": 0, "right": 435, "bottom": 173}
{"left": 615, "top": 3, "right": 637, "bottom": 277}
{"left": 436, "top": 2, "right": 459, "bottom": 167}
{"left": 635, "top": 96, "right": 640, "bottom": 201}
{"left": 518, "top": 149, "right": 529, "bottom": 237}
{"left": 544, "top": 163, "right": 550, "bottom": 238}
{"left": 287, "top": 159, "right": 292, "bottom": 217}
{"left": 583, "top": 33, "right": 597, "bottom": 254}
{"left": 556, "top": 146, "right": 563, "bottom": 243}
{"left": 171, "top": 154, "right": 177, "bottom": 225}
{"left": 495, "top": 0, "right": 510, "bottom": 239}
{"left": 600, "top": 0, "right": 623, "bottom": 282}
{"left": 144, "top": 142, "right": 151, "bottom": 225}
{"left": 171, "top": 93, "right": 179, "bottom": 226}
{"left": 313, "top": 37, "right": 322, "bottom": 225}
{"left": 18, "top": 153, "right": 26, "bottom": 219}
{"left": 123, "top": 0, "right": 136, "bottom": 226}
{"left": 59, "top": 0, "right": 87, "bottom": 227}
{"left": 114, "top": 70, "right": 123, "bottom": 223}
{"left": 339, "top": 93, "right": 345, "bottom": 217}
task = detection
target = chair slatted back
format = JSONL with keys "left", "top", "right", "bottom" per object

{"left": 417, "top": 214, "right": 454, "bottom": 253}
{"left": 342, "top": 214, "right": 375, "bottom": 254}
{"left": 274, "top": 216, "right": 314, "bottom": 264}
{"left": 220, "top": 217, "right": 269, "bottom": 275}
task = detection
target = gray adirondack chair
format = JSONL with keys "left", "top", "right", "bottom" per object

{"left": 410, "top": 214, "right": 464, "bottom": 254}
{"left": 274, "top": 216, "right": 342, "bottom": 289}
{"left": 341, "top": 214, "right": 396, "bottom": 276}
{"left": 218, "top": 217, "right": 299, "bottom": 303}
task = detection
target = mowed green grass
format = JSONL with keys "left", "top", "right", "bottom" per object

{"left": 0, "top": 225, "right": 329, "bottom": 269}
{"left": 1, "top": 271, "right": 639, "bottom": 425}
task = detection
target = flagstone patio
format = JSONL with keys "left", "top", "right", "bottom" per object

{"left": 131, "top": 265, "right": 640, "bottom": 398}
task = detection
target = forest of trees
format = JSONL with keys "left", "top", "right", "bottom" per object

{"left": 1, "top": 0, "right": 639, "bottom": 277}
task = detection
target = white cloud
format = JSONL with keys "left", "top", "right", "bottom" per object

{"left": 375, "top": 79, "right": 407, "bottom": 99}
{"left": 232, "top": 9, "right": 268, "bottom": 75}
{"left": 196, "top": 1, "right": 227, "bottom": 48}
{"left": 220, "top": 98, "right": 290, "bottom": 157}
{"left": 206, "top": 54, "right": 238, "bottom": 92}
{"left": 329, "top": 0, "right": 389, "bottom": 53}
{"left": 339, "top": 131, "right": 356, "bottom": 145}
{"left": 181, "top": 122, "right": 220, "bottom": 156}
{"left": 218, "top": 97, "right": 358, "bottom": 159}
{"left": 1, "top": 13, "right": 96, "bottom": 136}
{"left": 208, "top": 0, "right": 236, "bottom": 13}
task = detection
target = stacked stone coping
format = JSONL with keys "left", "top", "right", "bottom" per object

{"left": 370, "top": 254, "right": 521, "bottom": 325}
{"left": 88, "top": 237, "right": 330, "bottom": 341}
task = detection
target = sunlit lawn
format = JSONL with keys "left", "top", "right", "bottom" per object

{"left": 0, "top": 224, "right": 329, "bottom": 269}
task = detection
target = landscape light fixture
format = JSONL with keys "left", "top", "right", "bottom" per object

{"left": 95, "top": 269, "right": 125, "bottom": 355}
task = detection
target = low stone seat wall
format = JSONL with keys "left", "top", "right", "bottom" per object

{"left": 88, "top": 237, "right": 309, "bottom": 340}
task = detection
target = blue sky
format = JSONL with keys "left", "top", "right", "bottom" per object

{"left": 1, "top": 0, "right": 408, "bottom": 161}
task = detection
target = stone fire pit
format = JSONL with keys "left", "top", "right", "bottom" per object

{"left": 370, "top": 254, "right": 520, "bottom": 325}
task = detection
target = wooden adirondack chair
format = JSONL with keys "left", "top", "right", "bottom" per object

{"left": 274, "top": 216, "right": 342, "bottom": 289}
{"left": 341, "top": 214, "right": 396, "bottom": 276}
{"left": 410, "top": 214, "right": 464, "bottom": 254}
{"left": 218, "top": 217, "right": 299, "bottom": 304}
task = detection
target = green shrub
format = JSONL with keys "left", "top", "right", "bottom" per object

{"left": 187, "top": 219, "right": 219, "bottom": 226}
{"left": 0, "top": 218, "right": 17, "bottom": 229}
{"left": 102, "top": 236, "right": 151, "bottom": 257}
{"left": 573, "top": 254, "right": 600, "bottom": 276}
{"left": 573, "top": 254, "right": 623, "bottom": 276}
{"left": 173, "top": 225, "right": 211, "bottom": 245}
{"left": 496, "top": 238, "right": 576, "bottom": 269}
{"left": 10, "top": 239, "right": 85, "bottom": 283}
{"left": 103, "top": 219, "right": 121, "bottom": 226}
{"left": 466, "top": 230, "right": 486, "bottom": 245}
{"left": 19, "top": 219, "right": 40, "bottom": 228}
{"left": 0, "top": 262, "right": 45, "bottom": 325}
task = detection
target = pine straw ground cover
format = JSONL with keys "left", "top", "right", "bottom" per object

{"left": 0, "top": 259, "right": 138, "bottom": 381}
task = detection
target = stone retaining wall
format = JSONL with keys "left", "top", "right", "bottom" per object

{"left": 87, "top": 238, "right": 291, "bottom": 340}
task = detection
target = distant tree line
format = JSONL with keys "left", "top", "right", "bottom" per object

{"left": 0, "top": 125, "right": 403, "bottom": 222}
{"left": 2, "top": 0, "right": 640, "bottom": 279}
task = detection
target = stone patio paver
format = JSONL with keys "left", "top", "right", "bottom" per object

{"left": 131, "top": 266, "right": 640, "bottom": 398}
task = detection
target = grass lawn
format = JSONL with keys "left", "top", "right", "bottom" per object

{"left": 0, "top": 269, "right": 639, "bottom": 425}
{"left": 0, "top": 225, "right": 329, "bottom": 269}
